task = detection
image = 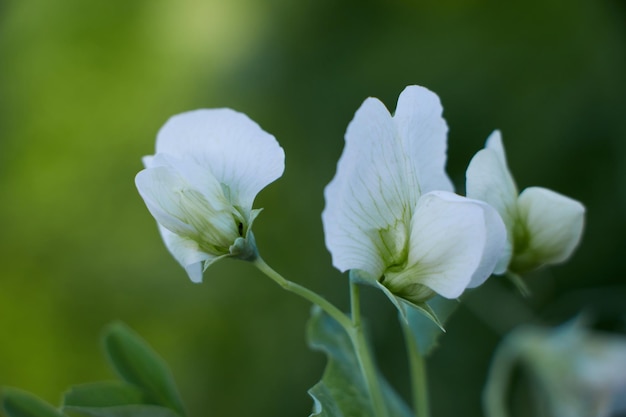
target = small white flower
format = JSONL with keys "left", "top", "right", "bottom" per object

{"left": 135, "top": 109, "right": 284, "bottom": 282}
{"left": 466, "top": 131, "right": 585, "bottom": 274}
{"left": 322, "top": 85, "right": 506, "bottom": 305}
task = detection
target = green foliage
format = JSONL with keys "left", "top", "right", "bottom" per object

{"left": 2, "top": 388, "right": 66, "bottom": 417}
{"left": 63, "top": 382, "right": 148, "bottom": 410}
{"left": 61, "top": 405, "right": 180, "bottom": 417}
{"left": 2, "top": 323, "right": 187, "bottom": 417}
{"left": 99, "top": 323, "right": 186, "bottom": 416}
{"left": 306, "top": 307, "right": 413, "bottom": 417}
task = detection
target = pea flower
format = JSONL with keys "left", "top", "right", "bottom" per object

{"left": 466, "top": 131, "right": 585, "bottom": 274}
{"left": 135, "top": 109, "right": 285, "bottom": 283}
{"left": 484, "top": 319, "right": 626, "bottom": 417}
{"left": 322, "top": 85, "right": 506, "bottom": 308}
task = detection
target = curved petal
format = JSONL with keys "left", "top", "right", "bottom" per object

{"left": 135, "top": 166, "right": 239, "bottom": 249}
{"left": 393, "top": 85, "right": 454, "bottom": 193}
{"left": 402, "top": 191, "right": 488, "bottom": 299}
{"left": 485, "top": 130, "right": 508, "bottom": 161}
{"left": 322, "top": 97, "right": 416, "bottom": 278}
{"left": 158, "top": 225, "right": 212, "bottom": 283}
{"left": 466, "top": 130, "right": 518, "bottom": 230}
{"left": 467, "top": 199, "right": 509, "bottom": 286}
{"left": 155, "top": 109, "right": 285, "bottom": 210}
{"left": 135, "top": 167, "right": 198, "bottom": 237}
{"left": 147, "top": 153, "right": 232, "bottom": 213}
{"left": 515, "top": 186, "right": 585, "bottom": 267}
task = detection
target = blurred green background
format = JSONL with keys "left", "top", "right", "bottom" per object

{"left": 1, "top": 0, "right": 625, "bottom": 416}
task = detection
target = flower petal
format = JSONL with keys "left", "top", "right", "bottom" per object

{"left": 403, "top": 191, "right": 488, "bottom": 299}
{"left": 513, "top": 186, "right": 585, "bottom": 270}
{"left": 393, "top": 85, "right": 453, "bottom": 193}
{"left": 323, "top": 96, "right": 417, "bottom": 278}
{"left": 158, "top": 225, "right": 213, "bottom": 283}
{"left": 466, "top": 130, "right": 518, "bottom": 228}
{"left": 154, "top": 109, "right": 285, "bottom": 210}
{"left": 147, "top": 153, "right": 232, "bottom": 213}
{"left": 135, "top": 165, "right": 238, "bottom": 249}
{"left": 466, "top": 131, "right": 518, "bottom": 270}
{"left": 467, "top": 199, "right": 509, "bottom": 286}
{"left": 135, "top": 167, "right": 198, "bottom": 237}
{"left": 485, "top": 129, "right": 508, "bottom": 161}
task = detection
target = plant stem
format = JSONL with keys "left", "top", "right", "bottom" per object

{"left": 350, "top": 281, "right": 388, "bottom": 417}
{"left": 401, "top": 319, "right": 430, "bottom": 417}
{"left": 252, "top": 257, "right": 353, "bottom": 332}
{"left": 254, "top": 257, "right": 387, "bottom": 417}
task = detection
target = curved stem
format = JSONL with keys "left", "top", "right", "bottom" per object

{"left": 254, "top": 257, "right": 387, "bottom": 417}
{"left": 401, "top": 319, "right": 429, "bottom": 417}
{"left": 350, "top": 281, "right": 388, "bottom": 417}
{"left": 252, "top": 257, "right": 352, "bottom": 332}
{"left": 483, "top": 335, "right": 520, "bottom": 417}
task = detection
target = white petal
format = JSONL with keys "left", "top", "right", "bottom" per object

{"left": 466, "top": 130, "right": 518, "bottom": 229}
{"left": 466, "top": 131, "right": 519, "bottom": 272}
{"left": 155, "top": 109, "right": 285, "bottom": 210}
{"left": 404, "top": 191, "right": 487, "bottom": 299}
{"left": 148, "top": 153, "right": 231, "bottom": 213}
{"left": 158, "top": 225, "right": 212, "bottom": 283}
{"left": 322, "top": 97, "right": 416, "bottom": 278}
{"left": 393, "top": 85, "right": 454, "bottom": 193}
{"left": 467, "top": 199, "right": 509, "bottom": 286}
{"left": 142, "top": 155, "right": 155, "bottom": 168}
{"left": 135, "top": 167, "right": 198, "bottom": 237}
{"left": 516, "top": 186, "right": 585, "bottom": 266}
{"left": 485, "top": 130, "right": 508, "bottom": 161}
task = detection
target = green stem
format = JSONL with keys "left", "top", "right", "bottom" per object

{"left": 401, "top": 319, "right": 429, "bottom": 417}
{"left": 254, "top": 257, "right": 387, "bottom": 417}
{"left": 252, "top": 257, "right": 352, "bottom": 332}
{"left": 350, "top": 281, "right": 388, "bottom": 417}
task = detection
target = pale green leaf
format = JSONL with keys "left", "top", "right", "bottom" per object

{"left": 102, "top": 322, "right": 185, "bottom": 416}
{"left": 2, "top": 388, "right": 66, "bottom": 417}
{"left": 63, "top": 381, "right": 148, "bottom": 409}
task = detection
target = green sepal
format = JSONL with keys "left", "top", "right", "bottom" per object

{"left": 404, "top": 296, "right": 458, "bottom": 356}
{"left": 101, "top": 322, "right": 185, "bottom": 416}
{"left": 60, "top": 404, "right": 180, "bottom": 417}
{"left": 374, "top": 280, "right": 446, "bottom": 331}
{"left": 379, "top": 283, "right": 459, "bottom": 356}
{"left": 306, "top": 307, "right": 412, "bottom": 417}
{"left": 1, "top": 388, "right": 67, "bottom": 417}
{"left": 349, "top": 270, "right": 449, "bottom": 332}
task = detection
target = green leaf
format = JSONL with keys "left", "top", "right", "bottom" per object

{"left": 61, "top": 405, "right": 180, "bottom": 417}
{"left": 2, "top": 388, "right": 66, "bottom": 417}
{"left": 306, "top": 307, "right": 413, "bottom": 417}
{"left": 63, "top": 381, "right": 148, "bottom": 409}
{"left": 405, "top": 296, "right": 458, "bottom": 356}
{"left": 101, "top": 322, "right": 185, "bottom": 416}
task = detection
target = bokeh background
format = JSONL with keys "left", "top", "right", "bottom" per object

{"left": 1, "top": 0, "right": 625, "bottom": 416}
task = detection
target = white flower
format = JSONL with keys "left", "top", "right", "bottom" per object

{"left": 135, "top": 109, "right": 285, "bottom": 283}
{"left": 466, "top": 131, "right": 585, "bottom": 274}
{"left": 484, "top": 319, "right": 626, "bottom": 417}
{"left": 322, "top": 85, "right": 507, "bottom": 305}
